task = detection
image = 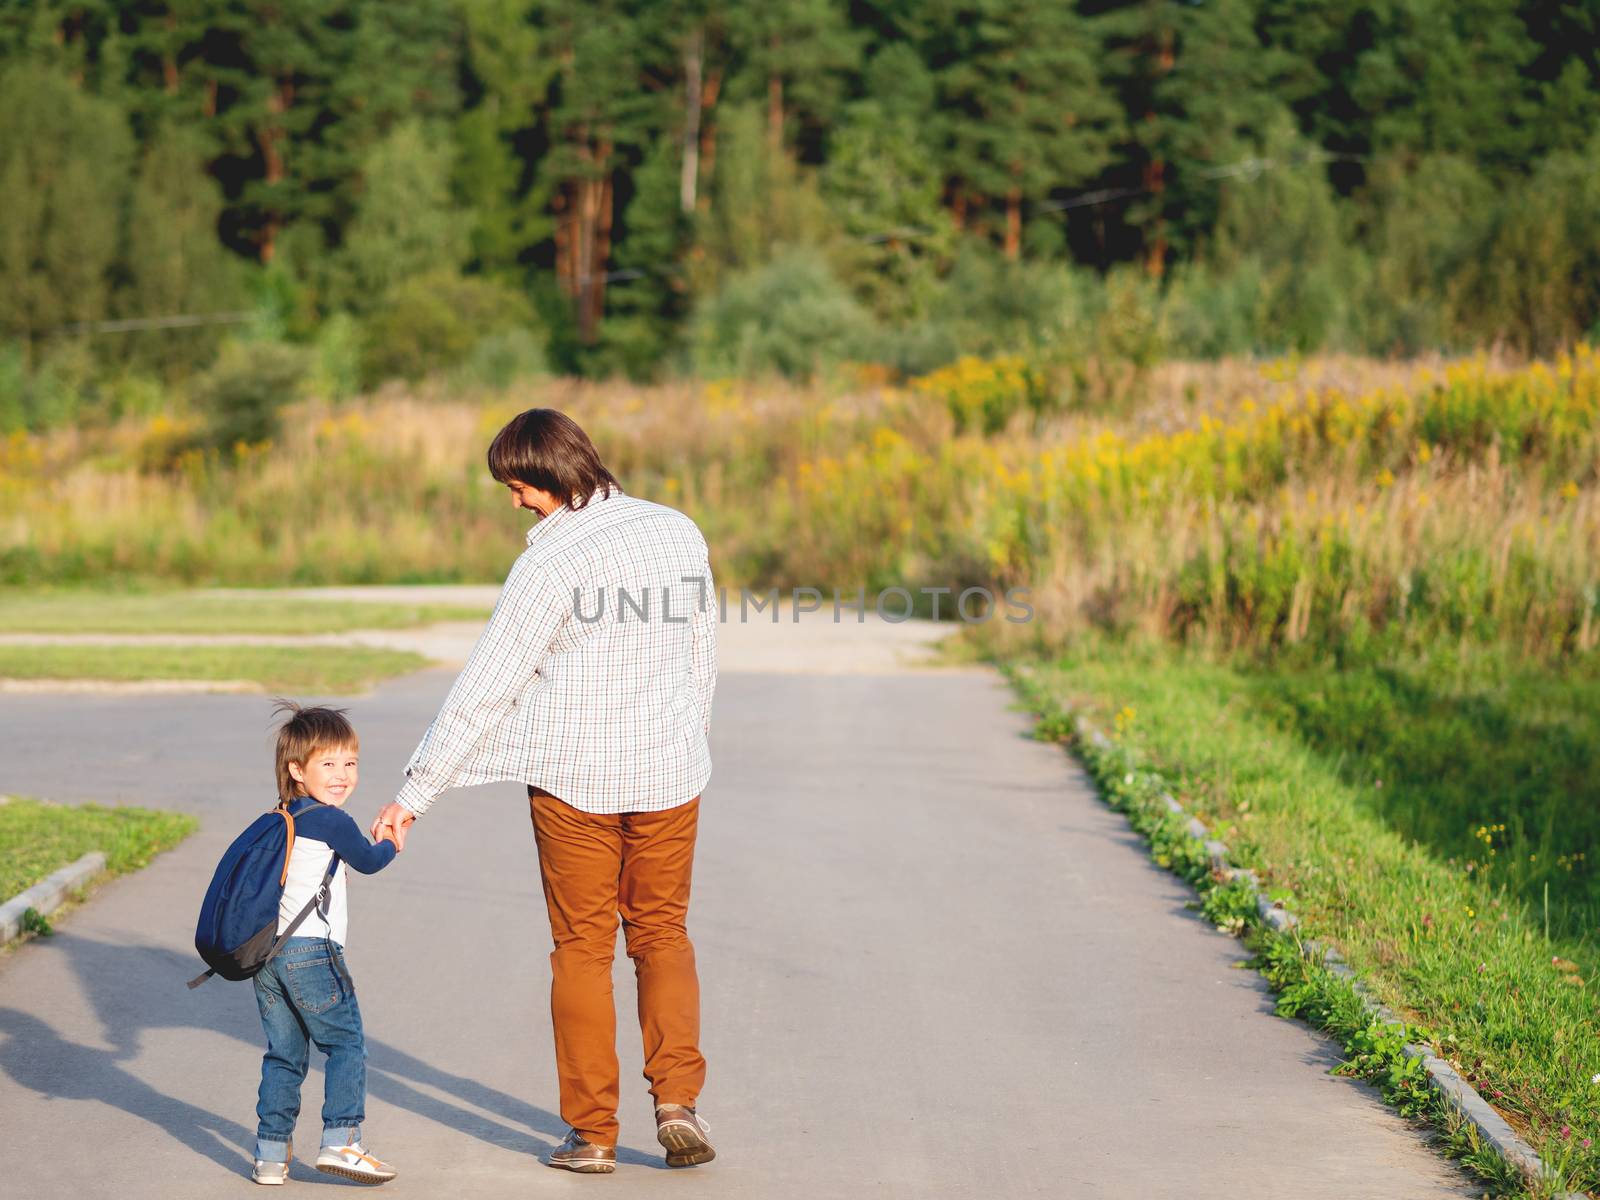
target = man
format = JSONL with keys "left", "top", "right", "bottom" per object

{"left": 371, "top": 408, "right": 718, "bottom": 1174}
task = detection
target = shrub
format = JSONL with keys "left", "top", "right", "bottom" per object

{"left": 0, "top": 342, "right": 25, "bottom": 433}
{"left": 310, "top": 312, "right": 362, "bottom": 401}
{"left": 922, "top": 246, "right": 1092, "bottom": 361}
{"left": 1160, "top": 260, "right": 1264, "bottom": 359}
{"left": 194, "top": 340, "right": 309, "bottom": 449}
{"left": 690, "top": 249, "right": 874, "bottom": 380}
{"left": 360, "top": 270, "right": 534, "bottom": 385}
{"left": 456, "top": 326, "right": 547, "bottom": 389}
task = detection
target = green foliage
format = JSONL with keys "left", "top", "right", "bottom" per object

{"left": 1210, "top": 114, "right": 1359, "bottom": 353}
{"left": 0, "top": 343, "right": 25, "bottom": 433}
{"left": 1336, "top": 1018, "right": 1434, "bottom": 1116}
{"left": 338, "top": 120, "right": 471, "bottom": 311}
{"left": 823, "top": 95, "right": 958, "bottom": 323}
{"left": 724, "top": 0, "right": 862, "bottom": 150}
{"left": 195, "top": 341, "right": 310, "bottom": 449}
{"left": 0, "top": 340, "right": 101, "bottom": 433}
{"left": 454, "top": 0, "right": 556, "bottom": 275}
{"left": 19, "top": 908, "right": 52, "bottom": 938}
{"left": 1472, "top": 138, "right": 1600, "bottom": 355}
{"left": 925, "top": 248, "right": 1086, "bottom": 361}
{"left": 1354, "top": 154, "right": 1496, "bottom": 354}
{"left": 692, "top": 103, "right": 843, "bottom": 293}
{"left": 359, "top": 270, "right": 536, "bottom": 385}
{"left": 1200, "top": 877, "right": 1259, "bottom": 934}
{"left": 124, "top": 124, "right": 247, "bottom": 376}
{"left": 690, "top": 249, "right": 871, "bottom": 379}
{"left": 0, "top": 63, "right": 131, "bottom": 343}
{"left": 456, "top": 327, "right": 548, "bottom": 389}
{"left": 310, "top": 313, "right": 363, "bottom": 402}
{"left": 923, "top": 0, "right": 1118, "bottom": 234}
{"left": 597, "top": 134, "right": 689, "bottom": 379}
{"left": 4, "top": 0, "right": 1600, "bottom": 379}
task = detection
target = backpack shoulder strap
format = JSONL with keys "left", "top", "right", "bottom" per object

{"left": 186, "top": 851, "right": 340, "bottom": 990}
{"left": 264, "top": 853, "right": 340, "bottom": 962}
{"left": 276, "top": 804, "right": 296, "bottom": 887}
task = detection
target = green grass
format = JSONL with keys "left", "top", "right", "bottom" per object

{"left": 0, "top": 644, "right": 429, "bottom": 692}
{"left": 0, "top": 589, "right": 490, "bottom": 634}
{"left": 1009, "top": 636, "right": 1600, "bottom": 1195}
{"left": 0, "top": 797, "right": 197, "bottom": 900}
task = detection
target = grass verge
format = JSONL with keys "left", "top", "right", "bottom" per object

{"left": 0, "top": 797, "right": 197, "bottom": 901}
{"left": 1005, "top": 638, "right": 1600, "bottom": 1197}
{"left": 0, "top": 644, "right": 429, "bottom": 692}
{"left": 0, "top": 589, "right": 489, "bottom": 634}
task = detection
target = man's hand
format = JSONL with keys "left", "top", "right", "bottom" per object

{"left": 371, "top": 803, "right": 417, "bottom": 851}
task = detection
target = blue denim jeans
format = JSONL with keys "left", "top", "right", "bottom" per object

{"left": 253, "top": 936, "right": 366, "bottom": 1162}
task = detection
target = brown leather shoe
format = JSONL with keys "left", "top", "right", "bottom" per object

{"left": 655, "top": 1104, "right": 715, "bottom": 1167}
{"left": 546, "top": 1129, "right": 616, "bottom": 1174}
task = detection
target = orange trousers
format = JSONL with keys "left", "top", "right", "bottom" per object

{"left": 528, "top": 786, "right": 706, "bottom": 1146}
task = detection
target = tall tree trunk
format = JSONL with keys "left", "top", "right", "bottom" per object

{"left": 1004, "top": 183, "right": 1022, "bottom": 260}
{"left": 767, "top": 38, "right": 783, "bottom": 155}
{"left": 1143, "top": 148, "right": 1166, "bottom": 278}
{"left": 1143, "top": 25, "right": 1176, "bottom": 279}
{"left": 556, "top": 135, "right": 614, "bottom": 345}
{"left": 590, "top": 158, "right": 614, "bottom": 339}
{"left": 680, "top": 29, "right": 703, "bottom": 214}
{"left": 553, "top": 185, "right": 572, "bottom": 297}
{"left": 951, "top": 189, "right": 967, "bottom": 231}
{"left": 163, "top": 13, "right": 179, "bottom": 94}
{"left": 697, "top": 68, "right": 722, "bottom": 213}
{"left": 257, "top": 76, "right": 293, "bottom": 263}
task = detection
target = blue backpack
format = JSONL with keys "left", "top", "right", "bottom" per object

{"left": 187, "top": 800, "right": 340, "bottom": 989}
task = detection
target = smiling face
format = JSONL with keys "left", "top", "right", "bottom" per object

{"left": 287, "top": 743, "right": 360, "bottom": 808}
{"left": 506, "top": 479, "right": 561, "bottom": 517}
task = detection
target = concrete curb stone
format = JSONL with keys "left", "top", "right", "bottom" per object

{"left": 0, "top": 852, "right": 107, "bottom": 943}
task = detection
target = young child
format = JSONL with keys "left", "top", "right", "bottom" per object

{"left": 251, "top": 701, "right": 400, "bottom": 1186}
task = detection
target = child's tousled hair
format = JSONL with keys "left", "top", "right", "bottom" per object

{"left": 271, "top": 698, "right": 359, "bottom": 804}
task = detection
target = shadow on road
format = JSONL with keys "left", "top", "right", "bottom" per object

{"left": 0, "top": 1005, "right": 254, "bottom": 1173}
{"left": 0, "top": 933, "right": 592, "bottom": 1170}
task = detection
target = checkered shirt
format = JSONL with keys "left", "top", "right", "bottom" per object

{"left": 395, "top": 486, "right": 716, "bottom": 816}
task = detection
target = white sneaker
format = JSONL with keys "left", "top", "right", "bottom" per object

{"left": 315, "top": 1142, "right": 397, "bottom": 1185}
{"left": 252, "top": 1156, "right": 290, "bottom": 1185}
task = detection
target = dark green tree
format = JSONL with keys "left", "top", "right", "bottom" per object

{"left": 923, "top": 0, "right": 1121, "bottom": 258}
{"left": 529, "top": 0, "right": 658, "bottom": 346}
{"left": 454, "top": 0, "right": 557, "bottom": 277}
{"left": 124, "top": 122, "right": 247, "bottom": 372}
{"left": 0, "top": 63, "right": 132, "bottom": 344}
{"left": 822, "top": 49, "right": 958, "bottom": 323}
{"left": 1097, "top": 0, "right": 1293, "bottom": 275}
{"left": 724, "top": 0, "right": 861, "bottom": 156}
{"left": 337, "top": 119, "right": 471, "bottom": 309}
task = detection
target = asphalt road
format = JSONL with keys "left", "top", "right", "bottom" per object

{"left": 0, "top": 652, "right": 1477, "bottom": 1198}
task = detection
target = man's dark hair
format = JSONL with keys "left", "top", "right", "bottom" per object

{"left": 271, "top": 699, "right": 358, "bottom": 804}
{"left": 486, "top": 409, "right": 621, "bottom": 510}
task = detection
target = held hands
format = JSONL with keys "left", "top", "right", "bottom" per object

{"left": 370, "top": 802, "right": 417, "bottom": 852}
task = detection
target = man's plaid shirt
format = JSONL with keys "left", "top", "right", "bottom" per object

{"left": 396, "top": 486, "right": 716, "bottom": 817}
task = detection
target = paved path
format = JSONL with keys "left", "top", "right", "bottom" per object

{"left": 0, "top": 617, "right": 1476, "bottom": 1198}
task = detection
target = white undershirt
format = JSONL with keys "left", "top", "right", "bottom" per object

{"left": 276, "top": 836, "right": 350, "bottom": 948}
